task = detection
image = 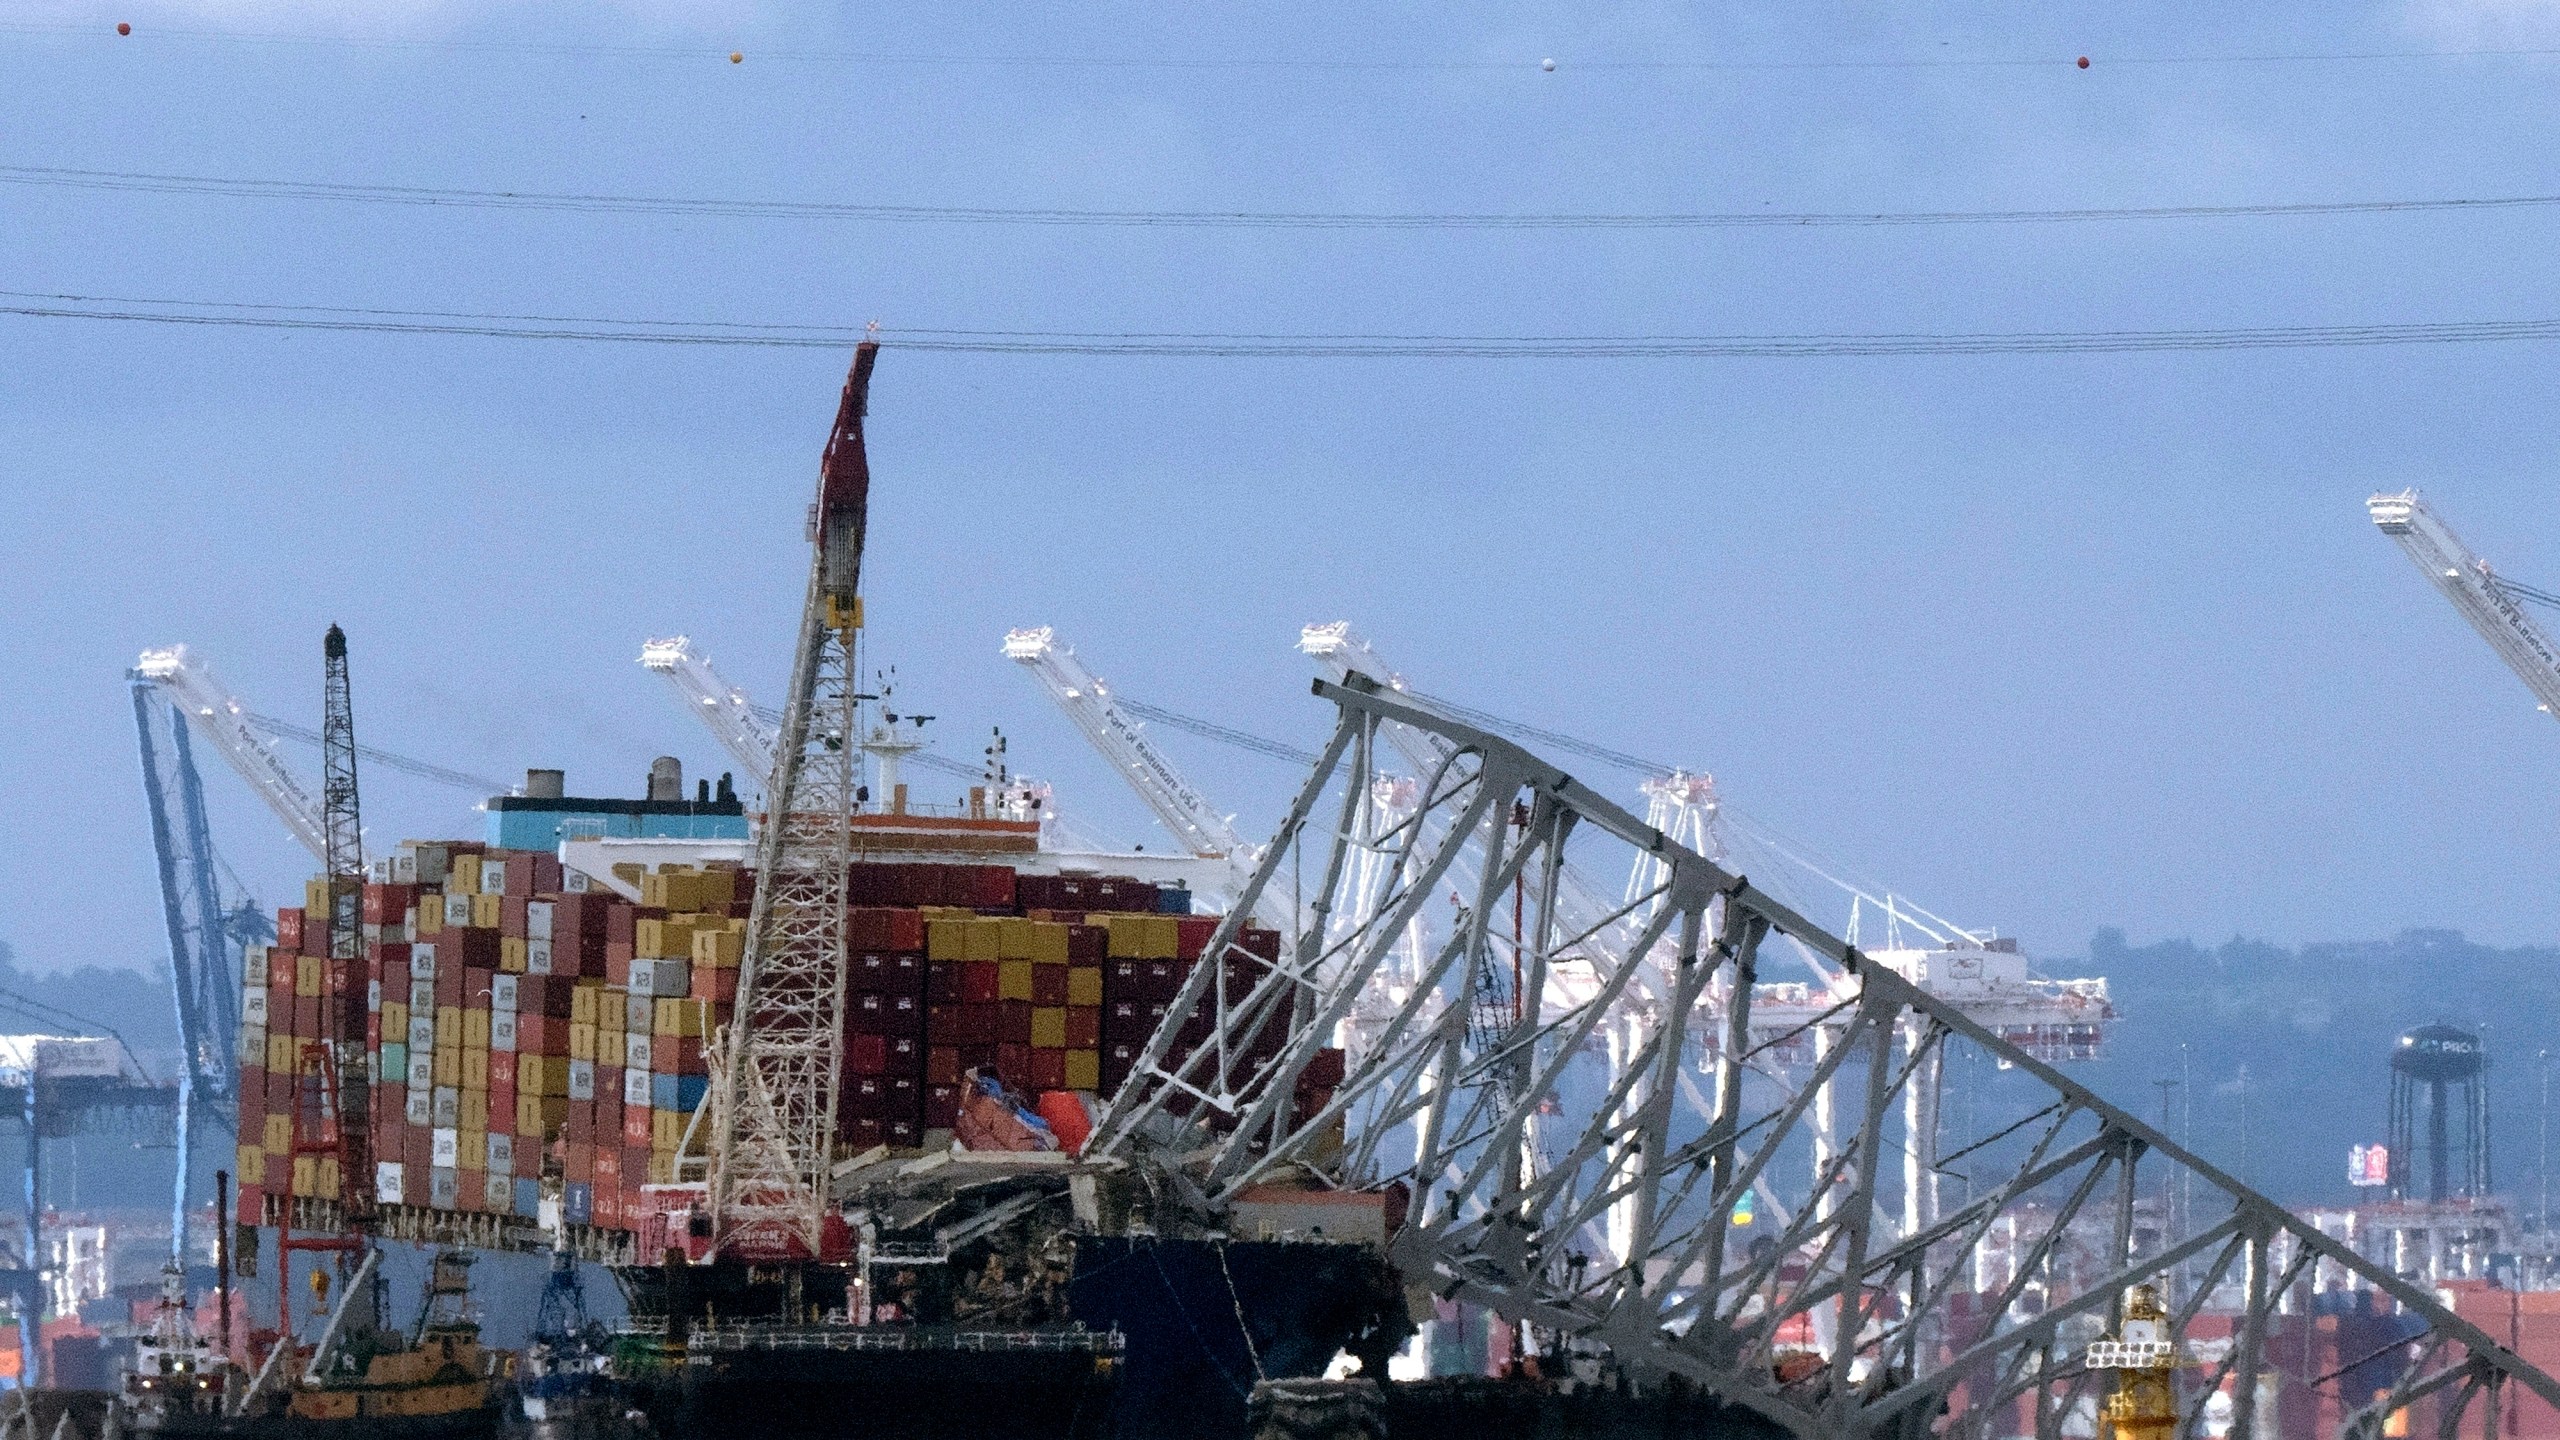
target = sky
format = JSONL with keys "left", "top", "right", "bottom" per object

{"left": 6, "top": 0, "right": 2560, "bottom": 981}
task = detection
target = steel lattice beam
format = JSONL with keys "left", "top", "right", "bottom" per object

{"left": 1094, "top": 674, "right": 2560, "bottom": 1439}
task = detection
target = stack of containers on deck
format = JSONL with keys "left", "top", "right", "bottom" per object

{"left": 235, "top": 852, "right": 1339, "bottom": 1238}
{"left": 230, "top": 847, "right": 747, "bottom": 1236}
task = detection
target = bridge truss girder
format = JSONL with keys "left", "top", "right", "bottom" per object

{"left": 1092, "top": 675, "right": 2560, "bottom": 1440}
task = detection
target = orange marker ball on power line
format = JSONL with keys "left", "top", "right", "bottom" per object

{"left": 116, "top": 22, "right": 131, "bottom": 34}
{"left": 730, "top": 51, "right": 743, "bottom": 63}
{"left": 2076, "top": 55, "right": 2090, "bottom": 68}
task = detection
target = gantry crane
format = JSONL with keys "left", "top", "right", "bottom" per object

{"left": 2370, "top": 490, "right": 2560, "bottom": 720}
{"left": 706, "top": 342, "right": 877, "bottom": 1261}
{"left": 639, "top": 636, "right": 779, "bottom": 787}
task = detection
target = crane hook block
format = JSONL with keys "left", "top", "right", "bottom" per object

{"left": 826, "top": 595, "right": 863, "bottom": 632}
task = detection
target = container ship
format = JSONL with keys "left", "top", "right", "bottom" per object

{"left": 231, "top": 783, "right": 1405, "bottom": 1440}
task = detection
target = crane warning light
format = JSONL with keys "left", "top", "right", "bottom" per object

{"left": 2076, "top": 56, "right": 2091, "bottom": 68}
{"left": 117, "top": 22, "right": 131, "bottom": 34}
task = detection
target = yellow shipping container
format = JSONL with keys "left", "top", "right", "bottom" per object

{"left": 434, "top": 1049, "right": 459, "bottom": 1087}
{"left": 462, "top": 1050, "right": 488, "bottom": 1089}
{"left": 570, "top": 985, "right": 598, "bottom": 1025}
{"left": 691, "top": 927, "right": 743, "bottom": 968}
{"left": 696, "top": 867, "right": 736, "bottom": 907}
{"left": 647, "top": 1152, "right": 678, "bottom": 1184}
{"left": 382, "top": 1000, "right": 408, "bottom": 1035}
{"left": 459, "top": 1090, "right": 488, "bottom": 1132}
{"left": 1150, "top": 915, "right": 1181, "bottom": 959}
{"left": 265, "top": 1113, "right": 292, "bottom": 1153}
{"left": 435, "top": 1007, "right": 461, "bottom": 1048}
{"left": 305, "top": 878, "right": 331, "bottom": 915}
{"left": 1104, "top": 914, "right": 1148, "bottom": 960}
{"left": 515, "top": 1091, "right": 542, "bottom": 1136}
{"left": 652, "top": 1109, "right": 682, "bottom": 1150}
{"left": 1064, "top": 1050, "right": 1100, "bottom": 1092}
{"left": 266, "top": 1034, "right": 296, "bottom": 1073}
{"left": 965, "top": 921, "right": 1004, "bottom": 962}
{"left": 471, "top": 893, "right": 501, "bottom": 929}
{"left": 291, "top": 1155, "right": 317, "bottom": 1198}
{"left": 1030, "top": 1007, "right": 1066, "bottom": 1049}
{"left": 995, "top": 917, "right": 1032, "bottom": 960}
{"left": 456, "top": 1129, "right": 486, "bottom": 1172}
{"left": 462, "top": 1010, "right": 489, "bottom": 1050}
{"left": 415, "top": 898, "right": 442, "bottom": 936}
{"left": 295, "top": 955, "right": 323, "bottom": 997}
{"left": 653, "top": 999, "right": 703, "bottom": 1038}
{"left": 521, "top": 1095, "right": 568, "bottom": 1135}
{"left": 1066, "top": 967, "right": 1103, "bottom": 1008}
{"left": 450, "top": 853, "right": 482, "bottom": 893}
{"left": 235, "top": 1144, "right": 265, "bottom": 1187}
{"left": 926, "top": 920, "right": 968, "bottom": 963}
{"left": 998, "top": 961, "right": 1035, "bottom": 1003}
{"left": 518, "top": 1055, "right": 553, "bottom": 1096}
{"left": 569, "top": 1022, "right": 596, "bottom": 1062}
{"left": 638, "top": 871, "right": 671, "bottom": 909}
{"left": 500, "top": 937, "right": 527, "bottom": 974}
{"left": 1030, "top": 922, "right": 1071, "bottom": 964}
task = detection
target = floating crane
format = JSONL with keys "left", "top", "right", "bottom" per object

{"left": 706, "top": 342, "right": 878, "bottom": 1261}
{"left": 2369, "top": 490, "right": 2560, "bottom": 721}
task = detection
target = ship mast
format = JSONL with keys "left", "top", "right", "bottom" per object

{"left": 706, "top": 342, "right": 878, "bottom": 1260}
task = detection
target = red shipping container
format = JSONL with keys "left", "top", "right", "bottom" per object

{"left": 593, "top": 1148, "right": 622, "bottom": 1186}
{"left": 967, "top": 865, "right": 1016, "bottom": 909}
{"left": 928, "top": 1004, "right": 994, "bottom": 1045}
{"left": 886, "top": 1118, "right": 921, "bottom": 1148}
{"left": 295, "top": 995, "right": 322, "bottom": 1036}
{"left": 504, "top": 853, "right": 559, "bottom": 896}
{"left": 1104, "top": 959, "right": 1146, "bottom": 994}
{"left": 564, "top": 1105, "right": 592, "bottom": 1146}
{"left": 365, "top": 1014, "right": 382, "bottom": 1048}
{"left": 993, "top": 1043, "right": 1033, "bottom": 1086}
{"left": 924, "top": 1082, "right": 961, "bottom": 1127}
{"left": 1238, "top": 927, "right": 1281, "bottom": 962}
{"left": 487, "top": 1051, "right": 516, "bottom": 1089}
{"left": 852, "top": 949, "right": 925, "bottom": 994}
{"left": 300, "top": 911, "right": 328, "bottom": 957}
{"left": 846, "top": 1034, "right": 889, "bottom": 1076}
{"left": 846, "top": 991, "right": 890, "bottom": 1036}
{"left": 1025, "top": 1049, "right": 1067, "bottom": 1091}
{"left": 518, "top": 1015, "right": 556, "bottom": 1053}
{"left": 622, "top": 1108, "right": 653, "bottom": 1148}
{"left": 998, "top": 1001, "right": 1034, "bottom": 1045}
{"left": 689, "top": 968, "right": 738, "bottom": 1005}
{"left": 554, "top": 894, "right": 614, "bottom": 937}
{"left": 845, "top": 1116, "right": 885, "bottom": 1150}
{"left": 522, "top": 976, "right": 576, "bottom": 1018}
{"left": 1064, "top": 1007, "right": 1100, "bottom": 1049}
{"left": 404, "top": 1130, "right": 433, "bottom": 1174}
{"left": 652, "top": 1036, "right": 704, "bottom": 1073}
{"left": 957, "top": 961, "right": 1000, "bottom": 1005}
{"left": 607, "top": 906, "right": 637, "bottom": 945}
{"left": 927, "top": 965, "right": 961, "bottom": 1005}
{"left": 1175, "top": 917, "right": 1218, "bottom": 961}
{"left": 926, "top": 1047, "right": 962, "bottom": 1086}
{"left": 361, "top": 883, "right": 414, "bottom": 925}
{"left": 1031, "top": 966, "right": 1069, "bottom": 1006}
{"left": 444, "top": 928, "right": 501, "bottom": 969}
{"left": 848, "top": 908, "right": 926, "bottom": 952}
{"left": 565, "top": 1143, "right": 593, "bottom": 1183}
{"left": 1067, "top": 925, "right": 1106, "bottom": 964}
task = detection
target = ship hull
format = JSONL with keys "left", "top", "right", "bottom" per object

{"left": 135, "top": 1403, "right": 503, "bottom": 1440}
{"left": 616, "top": 1343, "right": 1115, "bottom": 1440}
{"left": 1066, "top": 1235, "right": 1409, "bottom": 1440}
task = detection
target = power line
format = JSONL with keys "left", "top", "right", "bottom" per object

{"left": 13, "top": 288, "right": 2560, "bottom": 359}
{"left": 15, "top": 21, "right": 2560, "bottom": 72}
{"left": 13, "top": 163, "right": 2560, "bottom": 231}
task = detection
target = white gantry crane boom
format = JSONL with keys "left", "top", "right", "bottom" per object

{"left": 2370, "top": 490, "right": 2560, "bottom": 721}
{"left": 708, "top": 342, "right": 876, "bottom": 1262}
{"left": 134, "top": 646, "right": 328, "bottom": 860}
{"left": 1001, "top": 627, "right": 1249, "bottom": 863}
{"left": 640, "top": 636, "right": 779, "bottom": 787}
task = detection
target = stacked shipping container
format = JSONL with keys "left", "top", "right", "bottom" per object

{"left": 233, "top": 848, "right": 1329, "bottom": 1240}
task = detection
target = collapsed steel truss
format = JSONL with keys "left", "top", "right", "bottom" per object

{"left": 1093, "top": 676, "right": 2560, "bottom": 1439}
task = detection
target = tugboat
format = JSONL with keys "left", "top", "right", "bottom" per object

{"left": 135, "top": 1247, "right": 507, "bottom": 1439}
{"left": 122, "top": 1260, "right": 231, "bottom": 1428}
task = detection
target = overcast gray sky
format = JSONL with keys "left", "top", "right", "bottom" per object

{"left": 7, "top": 0, "right": 2560, "bottom": 975}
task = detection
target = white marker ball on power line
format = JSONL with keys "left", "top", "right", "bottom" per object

{"left": 1541, "top": 57, "right": 1556, "bottom": 71}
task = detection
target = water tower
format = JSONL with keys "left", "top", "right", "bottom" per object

{"left": 2387, "top": 1024, "right": 2491, "bottom": 1203}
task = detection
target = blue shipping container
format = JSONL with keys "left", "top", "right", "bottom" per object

{"left": 564, "top": 1182, "right": 593, "bottom": 1225}
{"left": 651, "top": 1073, "right": 679, "bottom": 1110}
{"left": 1156, "top": 886, "right": 1192, "bottom": 915}
{"left": 675, "top": 1074, "right": 709, "bottom": 1113}
{"left": 515, "top": 1176, "right": 539, "bottom": 1218}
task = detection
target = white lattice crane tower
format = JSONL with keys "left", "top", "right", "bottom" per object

{"left": 707, "top": 342, "right": 878, "bottom": 1261}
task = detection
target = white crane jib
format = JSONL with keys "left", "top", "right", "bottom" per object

{"left": 134, "top": 645, "right": 328, "bottom": 860}
{"left": 1001, "top": 627, "right": 1255, "bottom": 864}
{"left": 2370, "top": 490, "right": 2560, "bottom": 720}
{"left": 639, "top": 636, "right": 779, "bottom": 787}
